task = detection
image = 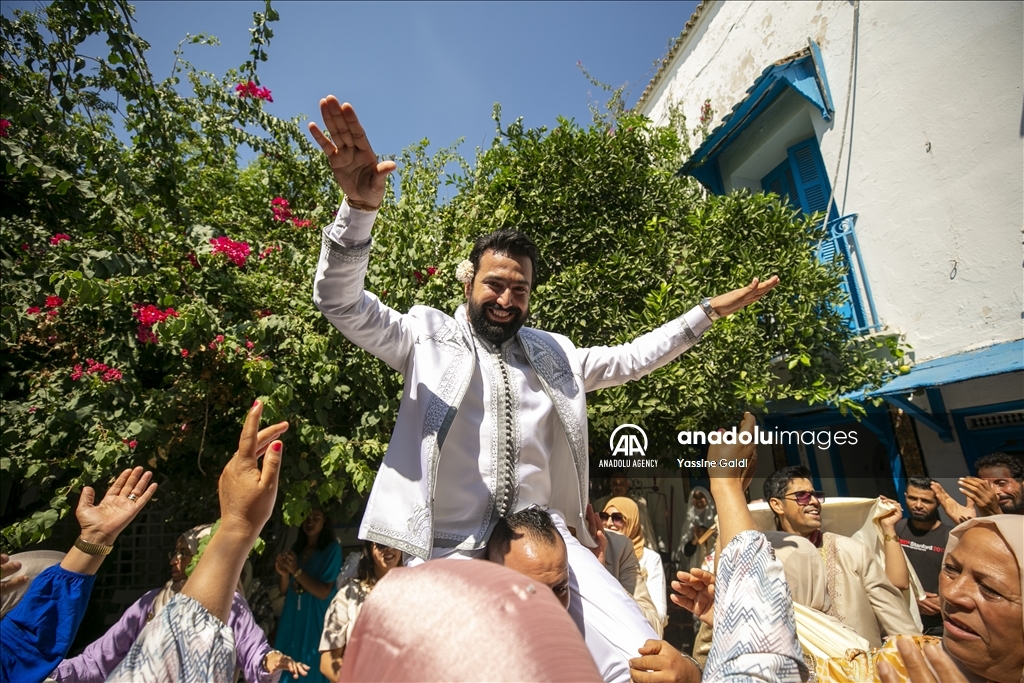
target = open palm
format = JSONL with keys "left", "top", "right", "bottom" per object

{"left": 308, "top": 97, "right": 395, "bottom": 208}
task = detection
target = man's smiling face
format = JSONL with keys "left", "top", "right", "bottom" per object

{"left": 771, "top": 477, "right": 823, "bottom": 536}
{"left": 465, "top": 249, "right": 532, "bottom": 345}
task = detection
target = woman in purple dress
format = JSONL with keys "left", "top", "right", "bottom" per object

{"left": 54, "top": 524, "right": 308, "bottom": 682}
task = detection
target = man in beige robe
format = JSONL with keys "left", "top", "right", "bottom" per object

{"left": 764, "top": 466, "right": 920, "bottom": 648}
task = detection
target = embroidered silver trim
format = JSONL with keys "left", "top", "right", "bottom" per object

{"left": 672, "top": 316, "right": 699, "bottom": 348}
{"left": 321, "top": 228, "right": 372, "bottom": 263}
{"left": 518, "top": 329, "right": 588, "bottom": 520}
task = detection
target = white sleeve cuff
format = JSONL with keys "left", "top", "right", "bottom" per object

{"left": 327, "top": 199, "right": 377, "bottom": 247}
{"left": 683, "top": 305, "right": 714, "bottom": 337}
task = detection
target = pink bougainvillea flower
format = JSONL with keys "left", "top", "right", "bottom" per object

{"left": 180, "top": 348, "right": 189, "bottom": 357}
{"left": 246, "top": 340, "right": 254, "bottom": 349}
{"left": 290, "top": 218, "right": 313, "bottom": 228}
{"left": 187, "top": 252, "right": 200, "bottom": 270}
{"left": 258, "top": 309, "right": 272, "bottom": 318}
{"left": 136, "top": 325, "right": 158, "bottom": 344}
{"left": 46, "top": 309, "right": 59, "bottom": 318}
{"left": 49, "top": 233, "right": 71, "bottom": 246}
{"left": 101, "top": 367, "right": 122, "bottom": 382}
{"left": 70, "top": 364, "right": 83, "bottom": 381}
{"left": 426, "top": 266, "right": 437, "bottom": 276}
{"left": 133, "top": 304, "right": 178, "bottom": 344}
{"left": 271, "top": 197, "right": 293, "bottom": 222}
{"left": 45, "top": 296, "right": 63, "bottom": 309}
{"left": 215, "top": 334, "right": 225, "bottom": 343}
{"left": 26, "top": 306, "right": 41, "bottom": 315}
{"left": 20, "top": 243, "right": 29, "bottom": 251}
{"left": 413, "top": 271, "right": 424, "bottom": 284}
{"left": 28, "top": 406, "right": 38, "bottom": 413}
{"left": 123, "top": 438, "right": 138, "bottom": 449}
{"left": 0, "top": 119, "right": 10, "bottom": 137}
{"left": 259, "top": 245, "right": 281, "bottom": 260}
{"left": 210, "top": 236, "right": 250, "bottom": 267}
{"left": 236, "top": 81, "right": 272, "bottom": 102}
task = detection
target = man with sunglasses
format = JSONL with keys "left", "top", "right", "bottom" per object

{"left": 764, "top": 466, "right": 919, "bottom": 648}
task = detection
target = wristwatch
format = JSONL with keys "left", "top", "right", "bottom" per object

{"left": 699, "top": 297, "right": 721, "bottom": 322}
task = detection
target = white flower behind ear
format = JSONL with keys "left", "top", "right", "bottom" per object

{"left": 456, "top": 259, "right": 475, "bottom": 284}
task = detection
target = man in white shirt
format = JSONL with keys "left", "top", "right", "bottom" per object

{"left": 308, "top": 97, "right": 778, "bottom": 682}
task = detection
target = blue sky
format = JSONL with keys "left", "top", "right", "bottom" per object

{"left": 7, "top": 1, "right": 699, "bottom": 164}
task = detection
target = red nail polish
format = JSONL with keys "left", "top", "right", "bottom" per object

{"left": 252, "top": 400, "right": 260, "bottom": 408}
{"left": 272, "top": 442, "right": 282, "bottom": 452}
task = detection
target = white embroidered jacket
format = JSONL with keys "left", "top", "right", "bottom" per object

{"left": 313, "top": 214, "right": 710, "bottom": 561}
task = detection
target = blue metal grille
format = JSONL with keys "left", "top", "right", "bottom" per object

{"left": 817, "top": 214, "right": 880, "bottom": 334}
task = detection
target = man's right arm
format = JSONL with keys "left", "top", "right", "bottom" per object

{"left": 313, "top": 200, "right": 416, "bottom": 372}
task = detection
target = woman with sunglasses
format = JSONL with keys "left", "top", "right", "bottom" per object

{"left": 318, "top": 540, "right": 402, "bottom": 681}
{"left": 603, "top": 498, "right": 667, "bottom": 628}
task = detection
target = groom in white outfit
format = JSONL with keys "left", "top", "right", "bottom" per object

{"left": 309, "top": 97, "right": 779, "bottom": 682}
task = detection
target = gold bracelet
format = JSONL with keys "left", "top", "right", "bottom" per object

{"left": 74, "top": 536, "right": 114, "bottom": 556}
{"left": 883, "top": 533, "right": 899, "bottom": 543}
{"left": 293, "top": 568, "right": 303, "bottom": 579}
{"left": 346, "top": 198, "right": 380, "bottom": 212}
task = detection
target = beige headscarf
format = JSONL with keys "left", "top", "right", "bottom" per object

{"left": 149, "top": 523, "right": 213, "bottom": 618}
{"left": 945, "top": 514, "right": 1024, "bottom": 635}
{"left": 605, "top": 496, "right": 644, "bottom": 561}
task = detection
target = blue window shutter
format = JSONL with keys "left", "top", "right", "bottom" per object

{"left": 761, "top": 159, "right": 799, "bottom": 209}
{"left": 786, "top": 138, "right": 835, "bottom": 221}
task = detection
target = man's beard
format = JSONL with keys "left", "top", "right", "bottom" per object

{"left": 909, "top": 508, "right": 940, "bottom": 524}
{"left": 998, "top": 491, "right": 1024, "bottom": 515}
{"left": 468, "top": 299, "right": 526, "bottom": 346}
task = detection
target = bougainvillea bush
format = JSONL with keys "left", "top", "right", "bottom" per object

{"left": 1, "top": 1, "right": 898, "bottom": 549}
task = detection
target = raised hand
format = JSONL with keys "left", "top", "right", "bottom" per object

{"left": 670, "top": 569, "right": 716, "bottom": 627}
{"left": 931, "top": 481, "right": 976, "bottom": 524}
{"left": 709, "top": 276, "right": 780, "bottom": 317}
{"left": 308, "top": 98, "right": 396, "bottom": 210}
{"left": 218, "top": 400, "right": 289, "bottom": 543}
{"left": 76, "top": 467, "right": 157, "bottom": 546}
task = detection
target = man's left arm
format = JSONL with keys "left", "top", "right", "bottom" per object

{"left": 579, "top": 277, "right": 779, "bottom": 392}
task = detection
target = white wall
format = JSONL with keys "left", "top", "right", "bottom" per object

{"left": 641, "top": 1, "right": 1023, "bottom": 363}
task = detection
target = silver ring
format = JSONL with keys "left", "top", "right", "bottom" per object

{"left": 127, "top": 493, "right": 138, "bottom": 502}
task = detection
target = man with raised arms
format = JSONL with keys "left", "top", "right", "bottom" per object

{"left": 309, "top": 97, "right": 778, "bottom": 682}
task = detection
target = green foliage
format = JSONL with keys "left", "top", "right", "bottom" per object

{"left": 0, "top": 1, "right": 900, "bottom": 549}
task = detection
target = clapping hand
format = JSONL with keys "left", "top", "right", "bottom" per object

{"left": 931, "top": 481, "right": 976, "bottom": 524}
{"left": 265, "top": 650, "right": 310, "bottom": 679}
{"left": 670, "top": 569, "right": 716, "bottom": 627}
{"left": 877, "top": 638, "right": 964, "bottom": 683}
{"left": 956, "top": 477, "right": 1002, "bottom": 517}
{"left": 629, "top": 639, "right": 701, "bottom": 683}
{"left": 308, "top": 98, "right": 396, "bottom": 210}
{"left": 585, "top": 503, "right": 608, "bottom": 565}
{"left": 0, "top": 554, "right": 29, "bottom": 598}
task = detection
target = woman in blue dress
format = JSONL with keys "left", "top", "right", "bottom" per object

{"left": 274, "top": 508, "right": 341, "bottom": 683}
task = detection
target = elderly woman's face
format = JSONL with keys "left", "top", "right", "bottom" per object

{"left": 693, "top": 492, "right": 708, "bottom": 509}
{"left": 939, "top": 525, "right": 1023, "bottom": 682}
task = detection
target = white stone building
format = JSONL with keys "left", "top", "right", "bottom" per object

{"left": 630, "top": 0, "right": 1022, "bottom": 549}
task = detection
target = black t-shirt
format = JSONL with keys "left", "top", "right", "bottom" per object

{"left": 895, "top": 518, "right": 952, "bottom": 593}
{"left": 895, "top": 518, "right": 952, "bottom": 633}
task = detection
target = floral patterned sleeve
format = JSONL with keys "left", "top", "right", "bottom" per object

{"left": 703, "top": 530, "right": 808, "bottom": 683}
{"left": 104, "top": 594, "right": 235, "bottom": 683}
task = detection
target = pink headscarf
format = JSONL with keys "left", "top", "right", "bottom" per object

{"left": 339, "top": 559, "right": 601, "bottom": 682}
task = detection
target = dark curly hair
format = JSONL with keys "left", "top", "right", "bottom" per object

{"left": 469, "top": 229, "right": 540, "bottom": 288}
